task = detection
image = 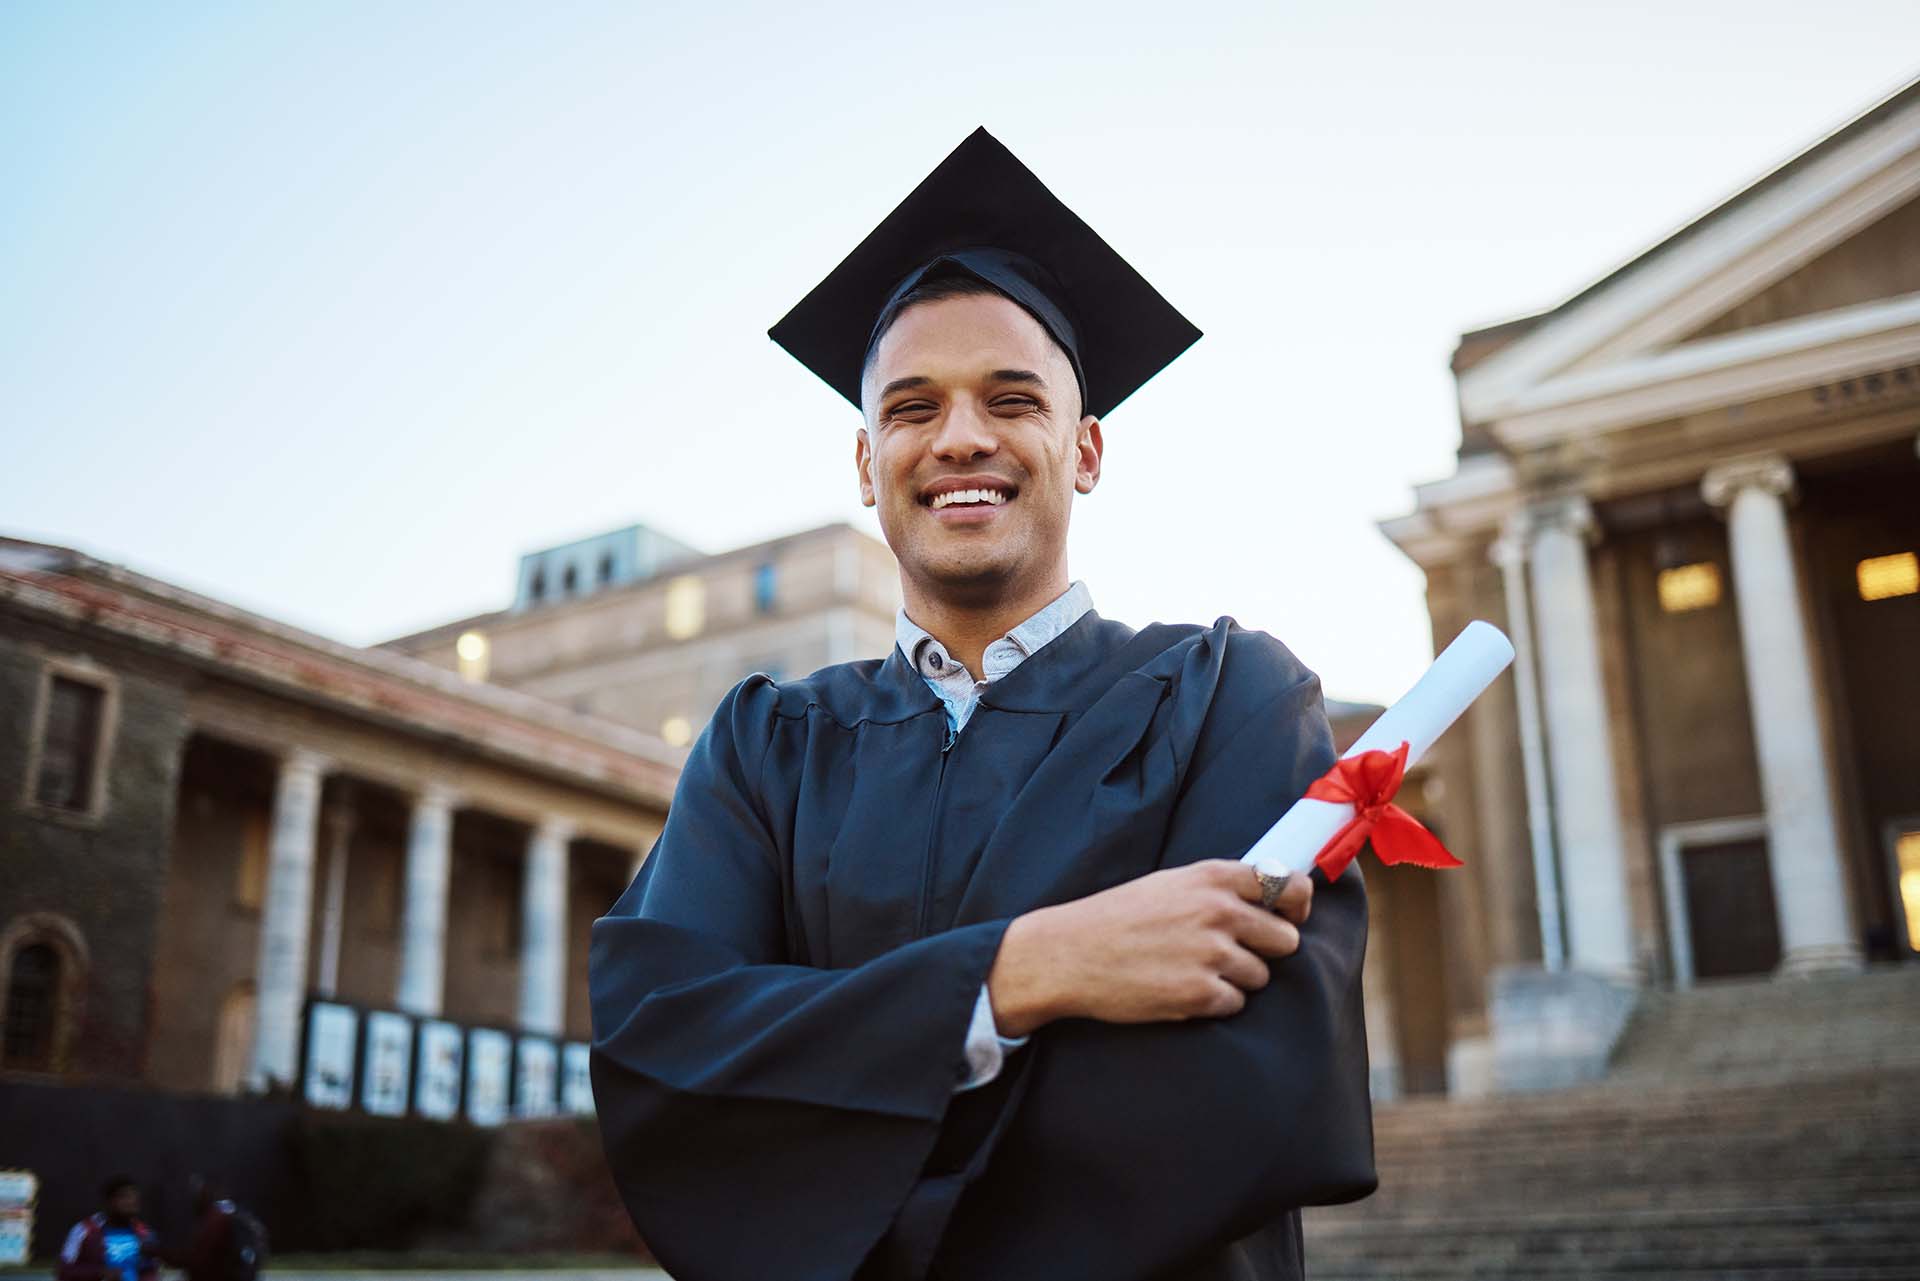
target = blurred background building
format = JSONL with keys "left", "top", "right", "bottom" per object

{"left": 0, "top": 534, "right": 684, "bottom": 1254}
{"left": 382, "top": 522, "right": 900, "bottom": 747}
{"left": 1302, "top": 75, "right": 1920, "bottom": 1281}
{"left": 1371, "top": 73, "right": 1920, "bottom": 1100}
{"left": 1, "top": 536, "right": 683, "bottom": 1095}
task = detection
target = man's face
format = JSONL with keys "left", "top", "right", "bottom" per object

{"left": 107, "top": 1186, "right": 139, "bottom": 1220}
{"left": 857, "top": 292, "right": 1102, "bottom": 606}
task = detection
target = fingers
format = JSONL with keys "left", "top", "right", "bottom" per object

{"left": 1214, "top": 860, "right": 1269, "bottom": 904}
{"left": 1205, "top": 977, "right": 1248, "bottom": 1019}
{"left": 1214, "top": 939, "right": 1271, "bottom": 993}
{"left": 1208, "top": 861, "right": 1313, "bottom": 924}
{"left": 1271, "top": 873, "right": 1313, "bottom": 927}
{"left": 1226, "top": 901, "right": 1302, "bottom": 959}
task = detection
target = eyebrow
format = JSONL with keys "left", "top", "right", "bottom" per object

{"left": 876, "top": 369, "right": 1050, "bottom": 403}
{"left": 878, "top": 375, "right": 932, "bottom": 401}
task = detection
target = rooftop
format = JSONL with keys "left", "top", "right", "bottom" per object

{"left": 0, "top": 536, "right": 684, "bottom": 808}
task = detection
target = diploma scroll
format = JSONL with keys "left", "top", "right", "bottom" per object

{"left": 1241, "top": 620, "right": 1515, "bottom": 877}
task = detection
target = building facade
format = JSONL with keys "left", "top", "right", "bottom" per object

{"left": 1381, "top": 81, "right": 1920, "bottom": 1094}
{"left": 0, "top": 539, "right": 678, "bottom": 1117}
{"left": 384, "top": 522, "right": 901, "bottom": 748}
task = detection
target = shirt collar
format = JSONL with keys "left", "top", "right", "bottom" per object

{"left": 895, "top": 580, "right": 1094, "bottom": 684}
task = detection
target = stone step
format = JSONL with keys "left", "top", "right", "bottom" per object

{"left": 1360, "top": 1150, "right": 1920, "bottom": 1183}
{"left": 1308, "top": 1264, "right": 1920, "bottom": 1281}
{"left": 1307, "top": 1198, "right": 1920, "bottom": 1246}
{"left": 1374, "top": 1096, "right": 1920, "bottom": 1132}
{"left": 1371, "top": 1072, "right": 1918, "bottom": 1131}
{"left": 1342, "top": 1183, "right": 1920, "bottom": 1220}
{"left": 1372, "top": 1128, "right": 1920, "bottom": 1160}
{"left": 1306, "top": 1249, "right": 1920, "bottom": 1274}
{"left": 1607, "top": 967, "right": 1920, "bottom": 1082}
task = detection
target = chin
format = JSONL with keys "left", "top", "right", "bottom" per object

{"left": 911, "top": 548, "right": 1025, "bottom": 599}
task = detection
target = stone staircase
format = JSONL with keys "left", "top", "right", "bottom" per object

{"left": 1303, "top": 965, "right": 1920, "bottom": 1280}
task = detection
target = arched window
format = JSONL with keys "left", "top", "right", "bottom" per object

{"left": 599, "top": 553, "right": 616, "bottom": 585}
{"left": 562, "top": 564, "right": 579, "bottom": 595}
{"left": 0, "top": 916, "right": 87, "bottom": 1075}
{"left": 2, "top": 944, "right": 58, "bottom": 1070}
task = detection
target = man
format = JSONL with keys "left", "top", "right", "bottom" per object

{"left": 590, "top": 129, "right": 1374, "bottom": 1281}
{"left": 157, "top": 1177, "right": 265, "bottom": 1281}
{"left": 57, "top": 1178, "right": 157, "bottom": 1281}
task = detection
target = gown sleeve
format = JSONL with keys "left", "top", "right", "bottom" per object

{"left": 588, "top": 677, "right": 1011, "bottom": 1281}
{"left": 932, "top": 643, "right": 1377, "bottom": 1278}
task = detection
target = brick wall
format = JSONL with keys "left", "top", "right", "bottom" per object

{"left": 0, "top": 620, "right": 189, "bottom": 1079}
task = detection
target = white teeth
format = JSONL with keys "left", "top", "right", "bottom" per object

{"left": 931, "top": 487, "right": 1008, "bottom": 509}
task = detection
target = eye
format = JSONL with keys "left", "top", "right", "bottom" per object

{"left": 992, "top": 395, "right": 1041, "bottom": 412}
{"left": 886, "top": 400, "right": 938, "bottom": 421}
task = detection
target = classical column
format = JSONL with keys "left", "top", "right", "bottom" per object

{"left": 517, "top": 817, "right": 574, "bottom": 1037}
{"left": 1702, "top": 456, "right": 1862, "bottom": 974}
{"left": 1524, "top": 496, "right": 1636, "bottom": 978}
{"left": 248, "top": 748, "right": 329, "bottom": 1091}
{"left": 314, "top": 786, "right": 356, "bottom": 999}
{"left": 1491, "top": 523, "right": 1566, "bottom": 971}
{"left": 396, "top": 783, "right": 458, "bottom": 1017}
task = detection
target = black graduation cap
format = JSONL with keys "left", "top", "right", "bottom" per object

{"left": 769, "top": 127, "right": 1201, "bottom": 421}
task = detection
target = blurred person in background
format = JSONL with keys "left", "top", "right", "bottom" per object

{"left": 158, "top": 1176, "right": 267, "bottom": 1281}
{"left": 56, "top": 1177, "right": 157, "bottom": 1281}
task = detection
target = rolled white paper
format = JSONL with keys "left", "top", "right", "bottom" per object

{"left": 1241, "top": 620, "right": 1515, "bottom": 877}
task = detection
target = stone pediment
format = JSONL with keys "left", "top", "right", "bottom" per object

{"left": 1455, "top": 79, "right": 1920, "bottom": 449}
{"left": 1683, "top": 195, "right": 1920, "bottom": 342}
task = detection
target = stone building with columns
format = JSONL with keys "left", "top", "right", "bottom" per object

{"left": 1380, "top": 79, "right": 1920, "bottom": 1095}
{"left": 0, "top": 537, "right": 678, "bottom": 1114}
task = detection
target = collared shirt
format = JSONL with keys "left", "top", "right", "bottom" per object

{"left": 895, "top": 581, "right": 1095, "bottom": 1091}
{"left": 895, "top": 579, "right": 1096, "bottom": 737}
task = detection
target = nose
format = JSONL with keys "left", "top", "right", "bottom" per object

{"left": 928, "top": 398, "right": 999, "bottom": 464}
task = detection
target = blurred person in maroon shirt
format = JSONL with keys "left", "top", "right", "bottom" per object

{"left": 158, "top": 1178, "right": 265, "bottom": 1281}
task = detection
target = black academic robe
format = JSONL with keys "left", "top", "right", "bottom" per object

{"left": 590, "top": 612, "right": 1376, "bottom": 1281}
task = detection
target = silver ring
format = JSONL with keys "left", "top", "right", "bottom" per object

{"left": 1257, "top": 870, "right": 1292, "bottom": 910}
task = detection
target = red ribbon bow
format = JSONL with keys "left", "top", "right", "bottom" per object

{"left": 1304, "top": 741, "right": 1462, "bottom": 882}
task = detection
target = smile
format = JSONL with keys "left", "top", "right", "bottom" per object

{"left": 928, "top": 486, "right": 1011, "bottom": 510}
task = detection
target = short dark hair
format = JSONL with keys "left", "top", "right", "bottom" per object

{"left": 100, "top": 1175, "right": 138, "bottom": 1201}
{"left": 863, "top": 269, "right": 1009, "bottom": 379}
{"left": 862, "top": 269, "right": 1083, "bottom": 420}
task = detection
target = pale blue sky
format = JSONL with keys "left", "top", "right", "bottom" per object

{"left": 4, "top": 2, "right": 1916, "bottom": 703}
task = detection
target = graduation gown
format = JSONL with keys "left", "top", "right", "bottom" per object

{"left": 590, "top": 612, "right": 1376, "bottom": 1281}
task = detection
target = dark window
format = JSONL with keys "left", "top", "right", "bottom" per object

{"left": 599, "top": 553, "right": 616, "bottom": 585}
{"left": 530, "top": 570, "right": 546, "bottom": 602}
{"left": 562, "top": 564, "right": 578, "bottom": 595}
{"left": 34, "top": 676, "right": 105, "bottom": 812}
{"left": 3, "top": 944, "right": 59, "bottom": 1071}
{"left": 753, "top": 562, "right": 777, "bottom": 615}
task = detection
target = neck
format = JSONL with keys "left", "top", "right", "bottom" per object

{"left": 901, "top": 571, "right": 1070, "bottom": 677}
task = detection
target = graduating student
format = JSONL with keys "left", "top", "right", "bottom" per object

{"left": 590, "top": 129, "right": 1375, "bottom": 1281}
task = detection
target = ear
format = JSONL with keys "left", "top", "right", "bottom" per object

{"left": 1073, "top": 415, "right": 1104, "bottom": 494}
{"left": 855, "top": 427, "right": 877, "bottom": 507}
